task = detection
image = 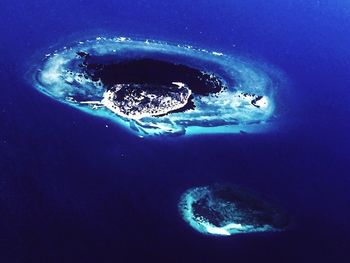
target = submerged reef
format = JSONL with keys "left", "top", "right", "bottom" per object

{"left": 31, "top": 36, "right": 285, "bottom": 136}
{"left": 179, "top": 184, "right": 289, "bottom": 236}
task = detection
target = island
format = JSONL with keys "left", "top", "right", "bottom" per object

{"left": 179, "top": 184, "right": 289, "bottom": 236}
{"left": 33, "top": 37, "right": 281, "bottom": 136}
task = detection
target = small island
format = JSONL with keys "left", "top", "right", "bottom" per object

{"left": 179, "top": 184, "right": 289, "bottom": 236}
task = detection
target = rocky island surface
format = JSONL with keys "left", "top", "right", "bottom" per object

{"left": 102, "top": 82, "right": 192, "bottom": 119}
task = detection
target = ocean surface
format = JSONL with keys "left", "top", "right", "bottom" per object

{"left": 1, "top": 0, "right": 349, "bottom": 262}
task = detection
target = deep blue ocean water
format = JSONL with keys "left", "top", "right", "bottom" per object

{"left": 1, "top": 0, "right": 349, "bottom": 262}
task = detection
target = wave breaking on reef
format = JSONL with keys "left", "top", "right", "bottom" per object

{"left": 31, "top": 36, "right": 286, "bottom": 136}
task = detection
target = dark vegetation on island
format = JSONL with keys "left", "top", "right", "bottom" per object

{"left": 77, "top": 52, "right": 227, "bottom": 96}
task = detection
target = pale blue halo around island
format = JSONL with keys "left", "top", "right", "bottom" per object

{"left": 31, "top": 36, "right": 286, "bottom": 137}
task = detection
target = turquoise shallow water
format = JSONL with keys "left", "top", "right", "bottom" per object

{"left": 30, "top": 37, "right": 286, "bottom": 137}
